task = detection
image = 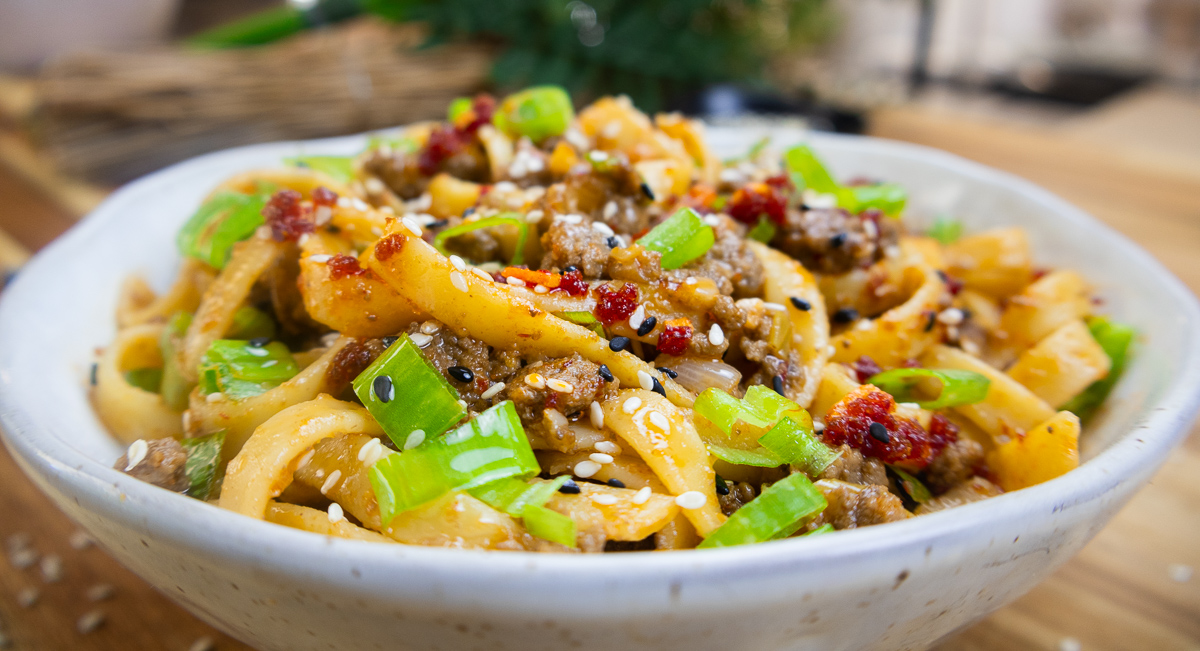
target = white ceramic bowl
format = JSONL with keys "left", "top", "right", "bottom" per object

{"left": 1, "top": 127, "right": 1198, "bottom": 651}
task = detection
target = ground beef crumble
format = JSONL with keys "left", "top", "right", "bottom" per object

{"left": 922, "top": 437, "right": 985, "bottom": 494}
{"left": 115, "top": 438, "right": 189, "bottom": 492}
{"left": 773, "top": 208, "right": 899, "bottom": 274}
{"left": 818, "top": 445, "right": 889, "bottom": 487}
{"left": 808, "top": 479, "right": 912, "bottom": 530}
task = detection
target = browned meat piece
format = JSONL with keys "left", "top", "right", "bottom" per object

{"left": 744, "top": 348, "right": 808, "bottom": 401}
{"left": 608, "top": 245, "right": 664, "bottom": 284}
{"left": 915, "top": 476, "right": 1002, "bottom": 515}
{"left": 115, "top": 438, "right": 189, "bottom": 492}
{"left": 808, "top": 479, "right": 912, "bottom": 530}
{"left": 404, "top": 321, "right": 518, "bottom": 412}
{"left": 540, "top": 166, "right": 648, "bottom": 234}
{"left": 325, "top": 338, "right": 387, "bottom": 391}
{"left": 360, "top": 151, "right": 427, "bottom": 200}
{"left": 505, "top": 354, "right": 608, "bottom": 422}
{"left": 923, "top": 438, "right": 985, "bottom": 494}
{"left": 686, "top": 224, "right": 765, "bottom": 298}
{"left": 773, "top": 208, "right": 899, "bottom": 274}
{"left": 505, "top": 138, "right": 555, "bottom": 188}
{"left": 718, "top": 480, "right": 757, "bottom": 516}
{"left": 539, "top": 219, "right": 613, "bottom": 278}
{"left": 818, "top": 445, "right": 889, "bottom": 486}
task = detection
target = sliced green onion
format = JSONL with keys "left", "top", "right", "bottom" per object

{"left": 352, "top": 333, "right": 465, "bottom": 450}
{"left": 284, "top": 155, "right": 354, "bottom": 185}
{"left": 124, "top": 368, "right": 163, "bottom": 393}
{"left": 747, "top": 216, "right": 776, "bottom": 243}
{"left": 694, "top": 388, "right": 751, "bottom": 435}
{"left": 838, "top": 183, "right": 907, "bottom": 217}
{"left": 159, "top": 312, "right": 194, "bottom": 411}
{"left": 521, "top": 504, "right": 577, "bottom": 547}
{"left": 758, "top": 415, "right": 840, "bottom": 477}
{"left": 176, "top": 190, "right": 269, "bottom": 269}
{"left": 698, "top": 472, "right": 827, "bottom": 548}
{"left": 181, "top": 431, "right": 226, "bottom": 501}
{"left": 198, "top": 340, "right": 299, "bottom": 400}
{"left": 555, "top": 311, "right": 605, "bottom": 336}
{"left": 888, "top": 465, "right": 931, "bottom": 503}
{"left": 1063, "top": 317, "right": 1135, "bottom": 421}
{"left": 447, "top": 97, "right": 473, "bottom": 122}
{"left": 638, "top": 207, "right": 716, "bottom": 270}
{"left": 928, "top": 216, "right": 963, "bottom": 245}
{"left": 741, "top": 385, "right": 803, "bottom": 425}
{"left": 783, "top": 145, "right": 839, "bottom": 194}
{"left": 469, "top": 476, "right": 569, "bottom": 517}
{"left": 723, "top": 136, "right": 771, "bottom": 165}
{"left": 493, "top": 86, "right": 575, "bottom": 143}
{"left": 802, "top": 523, "right": 835, "bottom": 537}
{"left": 227, "top": 305, "right": 276, "bottom": 341}
{"left": 433, "top": 214, "right": 529, "bottom": 266}
{"left": 707, "top": 444, "right": 783, "bottom": 468}
{"left": 366, "top": 133, "right": 419, "bottom": 155}
{"left": 369, "top": 401, "right": 539, "bottom": 524}
{"left": 867, "top": 368, "right": 990, "bottom": 410}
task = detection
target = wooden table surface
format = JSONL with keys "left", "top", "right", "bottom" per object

{"left": 0, "top": 101, "right": 1197, "bottom": 651}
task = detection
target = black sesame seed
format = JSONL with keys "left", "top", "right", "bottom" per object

{"left": 249, "top": 337, "right": 271, "bottom": 348}
{"left": 636, "top": 315, "right": 657, "bottom": 337}
{"left": 656, "top": 366, "right": 678, "bottom": 379}
{"left": 829, "top": 232, "right": 848, "bottom": 248}
{"left": 381, "top": 336, "right": 399, "bottom": 348}
{"left": 650, "top": 377, "right": 666, "bottom": 397}
{"left": 564, "top": 265, "right": 580, "bottom": 273}
{"left": 936, "top": 269, "right": 949, "bottom": 284}
{"left": 427, "top": 218, "right": 450, "bottom": 230}
{"left": 868, "top": 421, "right": 890, "bottom": 443}
{"left": 640, "top": 182, "right": 655, "bottom": 201}
{"left": 606, "top": 236, "right": 621, "bottom": 248}
{"left": 598, "top": 364, "right": 614, "bottom": 382}
{"left": 715, "top": 475, "right": 730, "bottom": 496}
{"left": 461, "top": 207, "right": 476, "bottom": 218}
{"left": 790, "top": 296, "right": 812, "bottom": 311}
{"left": 924, "top": 311, "right": 937, "bottom": 332}
{"left": 772, "top": 374, "right": 785, "bottom": 396}
{"left": 89, "top": 363, "right": 98, "bottom": 386}
{"left": 832, "top": 308, "right": 859, "bottom": 324}
{"left": 447, "top": 366, "right": 474, "bottom": 383}
{"left": 609, "top": 336, "right": 631, "bottom": 352}
{"left": 326, "top": 225, "right": 341, "bottom": 234}
{"left": 559, "top": 479, "right": 581, "bottom": 494}
{"left": 606, "top": 478, "right": 626, "bottom": 488}
{"left": 372, "top": 375, "right": 395, "bottom": 403}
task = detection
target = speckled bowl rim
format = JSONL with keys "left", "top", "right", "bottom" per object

{"left": 1, "top": 129, "right": 1198, "bottom": 609}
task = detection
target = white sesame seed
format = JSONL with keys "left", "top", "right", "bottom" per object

{"left": 86, "top": 583, "right": 115, "bottom": 602}
{"left": 763, "top": 302, "right": 787, "bottom": 311}
{"left": 684, "top": 277, "right": 698, "bottom": 285}
{"left": 648, "top": 411, "right": 670, "bottom": 431}
{"left": 589, "top": 452, "right": 614, "bottom": 464}
{"left": 352, "top": 198, "right": 371, "bottom": 212}
{"left": 826, "top": 345, "right": 837, "bottom": 357}
{"left": 481, "top": 382, "right": 506, "bottom": 400}
{"left": 546, "top": 378, "right": 574, "bottom": 393}
{"left": 358, "top": 438, "right": 385, "bottom": 466}
{"left": 574, "top": 460, "right": 602, "bottom": 478}
{"left": 449, "top": 254, "right": 466, "bottom": 270}
{"left": 937, "top": 308, "right": 964, "bottom": 325}
{"left": 493, "top": 181, "right": 518, "bottom": 193}
{"left": 588, "top": 150, "right": 609, "bottom": 163}
{"left": 336, "top": 197, "right": 352, "bottom": 208}
{"left": 457, "top": 399, "right": 467, "bottom": 409}
{"left": 855, "top": 319, "right": 874, "bottom": 331}
{"left": 637, "top": 369, "right": 654, "bottom": 391}
{"left": 450, "top": 271, "right": 468, "bottom": 293}
{"left": 298, "top": 233, "right": 310, "bottom": 246}
{"left": 10, "top": 548, "right": 36, "bottom": 570}
{"left": 1169, "top": 563, "right": 1193, "bottom": 583}
{"left": 205, "top": 392, "right": 224, "bottom": 403}
{"left": 592, "top": 494, "right": 619, "bottom": 506}
{"left": 506, "top": 276, "right": 527, "bottom": 287}
{"left": 813, "top": 420, "right": 825, "bottom": 433}
{"left": 381, "top": 206, "right": 396, "bottom": 215}
{"left": 327, "top": 502, "right": 345, "bottom": 524}
{"left": 534, "top": 284, "right": 549, "bottom": 294}
{"left": 632, "top": 486, "right": 652, "bottom": 505}
{"left": 590, "top": 401, "right": 605, "bottom": 429}
{"left": 16, "top": 587, "right": 38, "bottom": 608}
{"left": 603, "top": 201, "right": 619, "bottom": 219}
{"left": 125, "top": 439, "right": 148, "bottom": 471}
{"left": 594, "top": 440, "right": 620, "bottom": 454}
{"left": 675, "top": 491, "right": 707, "bottom": 510}
{"left": 401, "top": 216, "right": 423, "bottom": 237}
{"left": 189, "top": 637, "right": 217, "bottom": 651}
{"left": 557, "top": 213, "right": 584, "bottom": 225}
{"left": 40, "top": 554, "right": 63, "bottom": 582}
{"left": 77, "top": 609, "right": 105, "bottom": 634}
{"left": 526, "top": 209, "right": 545, "bottom": 224}
{"left": 622, "top": 397, "right": 642, "bottom": 414}
{"left": 703, "top": 215, "right": 721, "bottom": 228}
{"left": 592, "top": 221, "right": 615, "bottom": 237}
{"left": 709, "top": 323, "right": 725, "bottom": 346}
{"left": 565, "top": 127, "right": 589, "bottom": 150}
{"left": 629, "top": 304, "right": 645, "bottom": 330}
{"left": 68, "top": 530, "right": 92, "bottom": 551}
{"left": 863, "top": 219, "right": 878, "bottom": 239}
{"left": 320, "top": 470, "right": 342, "bottom": 495}
{"left": 297, "top": 449, "right": 315, "bottom": 469}
{"left": 1058, "top": 638, "right": 1081, "bottom": 651}
{"left": 404, "top": 430, "right": 426, "bottom": 450}
{"left": 525, "top": 373, "right": 546, "bottom": 390}
{"left": 472, "top": 267, "right": 493, "bottom": 281}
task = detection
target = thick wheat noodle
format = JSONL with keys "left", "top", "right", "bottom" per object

{"left": 92, "top": 323, "right": 182, "bottom": 444}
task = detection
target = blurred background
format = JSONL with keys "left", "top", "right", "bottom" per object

{"left": 0, "top": 1, "right": 1196, "bottom": 650}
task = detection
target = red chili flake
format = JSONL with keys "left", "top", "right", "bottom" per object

{"left": 262, "top": 189, "right": 314, "bottom": 242}
{"left": 764, "top": 173, "right": 794, "bottom": 192}
{"left": 822, "top": 385, "right": 946, "bottom": 469}
{"left": 593, "top": 283, "right": 639, "bottom": 325}
{"left": 474, "top": 376, "right": 491, "bottom": 394}
{"left": 374, "top": 234, "right": 406, "bottom": 262}
{"left": 545, "top": 390, "right": 560, "bottom": 410}
{"left": 327, "top": 254, "right": 367, "bottom": 280}
{"left": 728, "top": 182, "right": 788, "bottom": 226}
{"left": 937, "top": 270, "right": 964, "bottom": 296}
{"left": 656, "top": 323, "right": 693, "bottom": 356}
{"left": 844, "top": 177, "right": 878, "bottom": 187}
{"left": 417, "top": 125, "right": 467, "bottom": 176}
{"left": 928, "top": 413, "right": 959, "bottom": 453}
{"left": 311, "top": 186, "right": 338, "bottom": 207}
{"left": 901, "top": 358, "right": 922, "bottom": 369}
{"left": 556, "top": 270, "right": 589, "bottom": 297}
{"left": 1031, "top": 267, "right": 1049, "bottom": 281}
{"left": 850, "top": 355, "right": 883, "bottom": 383}
{"left": 464, "top": 94, "right": 496, "bottom": 133}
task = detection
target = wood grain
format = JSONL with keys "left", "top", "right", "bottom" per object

{"left": 0, "top": 103, "right": 1196, "bottom": 650}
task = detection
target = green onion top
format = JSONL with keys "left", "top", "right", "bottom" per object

{"left": 783, "top": 144, "right": 906, "bottom": 217}
{"left": 198, "top": 340, "right": 300, "bottom": 400}
{"left": 433, "top": 214, "right": 529, "bottom": 266}
{"left": 352, "top": 334, "right": 466, "bottom": 450}
{"left": 124, "top": 368, "right": 163, "bottom": 393}
{"left": 928, "top": 216, "right": 964, "bottom": 245}
{"left": 697, "top": 472, "right": 827, "bottom": 548}
{"left": 182, "top": 431, "right": 226, "bottom": 501}
{"left": 494, "top": 86, "right": 575, "bottom": 143}
{"left": 227, "top": 305, "right": 277, "bottom": 341}
{"left": 447, "top": 97, "right": 473, "bottom": 123}
{"left": 284, "top": 155, "right": 355, "bottom": 184}
{"left": 638, "top": 207, "right": 716, "bottom": 270}
{"left": 521, "top": 504, "right": 577, "bottom": 548}
{"left": 159, "top": 312, "right": 194, "bottom": 411}
{"left": 866, "top": 368, "right": 990, "bottom": 410}
{"left": 177, "top": 190, "right": 270, "bottom": 269}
